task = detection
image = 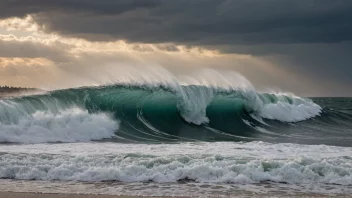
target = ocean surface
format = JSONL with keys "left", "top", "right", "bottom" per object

{"left": 0, "top": 79, "right": 352, "bottom": 196}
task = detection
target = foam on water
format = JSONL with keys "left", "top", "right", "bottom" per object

{"left": 0, "top": 107, "right": 119, "bottom": 143}
{"left": 0, "top": 142, "right": 351, "bottom": 186}
{"left": 256, "top": 93, "right": 322, "bottom": 122}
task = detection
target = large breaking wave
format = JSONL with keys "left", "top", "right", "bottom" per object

{"left": 0, "top": 70, "right": 326, "bottom": 144}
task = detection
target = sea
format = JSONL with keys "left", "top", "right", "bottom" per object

{"left": 0, "top": 73, "right": 352, "bottom": 197}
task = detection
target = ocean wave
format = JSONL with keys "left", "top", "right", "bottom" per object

{"left": 0, "top": 107, "right": 118, "bottom": 143}
{"left": 0, "top": 70, "right": 328, "bottom": 144}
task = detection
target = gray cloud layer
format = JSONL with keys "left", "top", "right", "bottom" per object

{"left": 1, "top": 0, "right": 352, "bottom": 95}
{"left": 1, "top": 0, "right": 351, "bottom": 45}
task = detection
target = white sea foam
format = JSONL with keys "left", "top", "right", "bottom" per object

{"left": 257, "top": 96, "right": 322, "bottom": 122}
{"left": 0, "top": 142, "right": 351, "bottom": 185}
{"left": 0, "top": 107, "right": 119, "bottom": 143}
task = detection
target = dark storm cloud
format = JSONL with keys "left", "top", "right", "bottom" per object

{"left": 0, "top": 0, "right": 159, "bottom": 19}
{"left": 1, "top": 0, "right": 352, "bottom": 45}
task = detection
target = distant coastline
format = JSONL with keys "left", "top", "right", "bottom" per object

{"left": 0, "top": 86, "right": 42, "bottom": 98}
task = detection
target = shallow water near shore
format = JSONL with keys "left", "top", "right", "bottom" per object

{"left": 0, "top": 142, "right": 352, "bottom": 196}
{"left": 1, "top": 179, "right": 352, "bottom": 197}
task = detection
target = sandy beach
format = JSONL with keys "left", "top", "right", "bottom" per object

{"left": 1, "top": 192, "right": 350, "bottom": 198}
{"left": 0, "top": 192, "right": 176, "bottom": 198}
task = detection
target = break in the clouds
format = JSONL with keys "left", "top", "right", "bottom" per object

{"left": 0, "top": 0, "right": 351, "bottom": 96}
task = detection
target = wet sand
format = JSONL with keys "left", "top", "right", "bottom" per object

{"left": 0, "top": 192, "right": 350, "bottom": 198}
{"left": 0, "top": 192, "right": 175, "bottom": 198}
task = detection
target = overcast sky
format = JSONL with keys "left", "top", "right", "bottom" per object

{"left": 0, "top": 0, "right": 351, "bottom": 96}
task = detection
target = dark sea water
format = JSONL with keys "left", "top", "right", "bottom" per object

{"left": 0, "top": 84, "right": 351, "bottom": 196}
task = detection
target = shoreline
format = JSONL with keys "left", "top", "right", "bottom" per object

{"left": 0, "top": 192, "right": 178, "bottom": 198}
{"left": 0, "top": 191, "right": 349, "bottom": 198}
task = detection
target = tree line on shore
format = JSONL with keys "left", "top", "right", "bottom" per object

{"left": 0, "top": 85, "right": 39, "bottom": 94}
